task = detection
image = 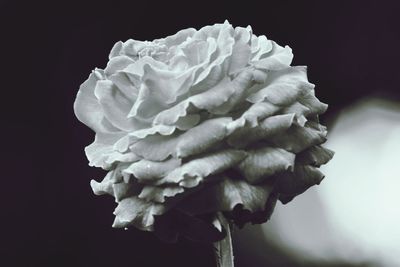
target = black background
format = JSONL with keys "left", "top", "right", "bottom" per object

{"left": 2, "top": 1, "right": 400, "bottom": 266}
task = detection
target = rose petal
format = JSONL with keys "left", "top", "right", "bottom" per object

{"left": 296, "top": 145, "right": 334, "bottom": 167}
{"left": 74, "top": 72, "right": 119, "bottom": 133}
{"left": 269, "top": 124, "right": 327, "bottom": 153}
{"left": 282, "top": 102, "right": 311, "bottom": 120}
{"left": 175, "top": 117, "right": 232, "bottom": 158}
{"left": 138, "top": 185, "right": 184, "bottom": 203}
{"left": 298, "top": 89, "right": 328, "bottom": 115}
{"left": 164, "top": 28, "right": 196, "bottom": 47}
{"left": 90, "top": 170, "right": 116, "bottom": 196}
{"left": 276, "top": 164, "right": 325, "bottom": 204}
{"left": 104, "top": 55, "right": 135, "bottom": 77}
{"left": 238, "top": 147, "right": 295, "bottom": 184}
{"left": 130, "top": 117, "right": 232, "bottom": 161}
{"left": 123, "top": 158, "right": 182, "bottom": 182}
{"left": 112, "top": 181, "right": 142, "bottom": 202}
{"left": 251, "top": 35, "right": 273, "bottom": 61}
{"left": 154, "top": 209, "right": 225, "bottom": 243}
{"left": 226, "top": 101, "right": 281, "bottom": 133}
{"left": 211, "top": 68, "right": 256, "bottom": 114}
{"left": 112, "top": 196, "right": 165, "bottom": 230}
{"left": 228, "top": 39, "right": 251, "bottom": 75}
{"left": 155, "top": 149, "right": 247, "bottom": 186}
{"left": 108, "top": 71, "right": 139, "bottom": 101}
{"left": 129, "top": 124, "right": 176, "bottom": 139}
{"left": 108, "top": 41, "right": 123, "bottom": 59}
{"left": 85, "top": 132, "right": 126, "bottom": 168}
{"left": 104, "top": 150, "right": 141, "bottom": 166}
{"left": 181, "top": 39, "right": 210, "bottom": 66}
{"left": 252, "top": 41, "right": 293, "bottom": 70}
{"left": 142, "top": 63, "right": 196, "bottom": 104}
{"left": 246, "top": 66, "right": 313, "bottom": 105}
{"left": 177, "top": 178, "right": 275, "bottom": 217}
{"left": 227, "top": 113, "right": 296, "bottom": 148}
{"left": 94, "top": 80, "right": 137, "bottom": 131}
{"left": 130, "top": 133, "right": 179, "bottom": 161}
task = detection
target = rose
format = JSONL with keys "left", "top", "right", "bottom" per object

{"left": 74, "top": 21, "right": 333, "bottom": 242}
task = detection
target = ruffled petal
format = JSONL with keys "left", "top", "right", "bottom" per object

{"left": 139, "top": 185, "right": 184, "bottom": 203}
{"left": 112, "top": 181, "right": 142, "bottom": 202}
{"left": 90, "top": 170, "right": 116, "bottom": 196}
{"left": 238, "top": 147, "right": 295, "bottom": 184}
{"left": 129, "top": 133, "right": 179, "bottom": 161}
{"left": 175, "top": 117, "right": 232, "bottom": 158}
{"left": 234, "top": 26, "right": 252, "bottom": 45}
{"left": 108, "top": 41, "right": 123, "bottom": 59}
{"left": 276, "top": 165, "right": 325, "bottom": 204}
{"left": 129, "top": 124, "right": 176, "bottom": 139}
{"left": 94, "top": 80, "right": 137, "bottom": 131}
{"left": 104, "top": 151, "right": 140, "bottom": 166}
{"left": 164, "top": 28, "right": 196, "bottom": 48}
{"left": 123, "top": 158, "right": 181, "bottom": 182}
{"left": 252, "top": 41, "right": 293, "bottom": 70}
{"left": 74, "top": 72, "right": 118, "bottom": 133}
{"left": 246, "top": 66, "right": 313, "bottom": 106}
{"left": 251, "top": 35, "right": 273, "bottom": 61}
{"left": 108, "top": 71, "right": 139, "bottom": 101}
{"left": 130, "top": 117, "right": 232, "bottom": 161}
{"left": 269, "top": 124, "right": 327, "bottom": 153}
{"left": 155, "top": 149, "right": 247, "bottom": 186}
{"left": 296, "top": 145, "right": 334, "bottom": 167}
{"left": 104, "top": 55, "right": 135, "bottom": 76}
{"left": 84, "top": 132, "right": 126, "bottom": 169}
{"left": 154, "top": 209, "right": 225, "bottom": 243}
{"left": 298, "top": 89, "right": 328, "bottom": 115}
{"left": 154, "top": 69, "right": 258, "bottom": 126}
{"left": 211, "top": 68, "right": 258, "bottom": 114}
{"left": 227, "top": 113, "right": 295, "bottom": 148}
{"left": 177, "top": 178, "right": 275, "bottom": 218}
{"left": 226, "top": 101, "right": 280, "bottom": 133}
{"left": 228, "top": 38, "right": 251, "bottom": 75}
{"left": 112, "top": 196, "right": 165, "bottom": 230}
{"left": 142, "top": 63, "right": 196, "bottom": 105}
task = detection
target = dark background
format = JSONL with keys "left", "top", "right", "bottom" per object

{"left": 2, "top": 0, "right": 399, "bottom": 266}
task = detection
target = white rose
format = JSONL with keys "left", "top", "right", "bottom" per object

{"left": 74, "top": 21, "right": 332, "bottom": 242}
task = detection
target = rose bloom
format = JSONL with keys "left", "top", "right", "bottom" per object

{"left": 74, "top": 21, "right": 332, "bottom": 242}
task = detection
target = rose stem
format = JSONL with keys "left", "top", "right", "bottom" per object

{"left": 213, "top": 212, "right": 234, "bottom": 267}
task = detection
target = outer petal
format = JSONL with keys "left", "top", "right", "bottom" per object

{"left": 226, "top": 101, "right": 280, "bottom": 133}
{"left": 296, "top": 145, "right": 334, "bottom": 167}
{"left": 154, "top": 149, "right": 247, "bottom": 186}
{"left": 269, "top": 124, "right": 327, "bottom": 153}
{"left": 238, "top": 147, "right": 295, "bottom": 184}
{"left": 74, "top": 72, "right": 118, "bottom": 133}
{"left": 113, "top": 196, "right": 165, "bottom": 230}
{"left": 177, "top": 178, "right": 275, "bottom": 219}
{"left": 123, "top": 158, "right": 182, "bottom": 182}
{"left": 130, "top": 117, "right": 232, "bottom": 161}
{"left": 94, "top": 80, "right": 137, "bottom": 131}
{"left": 154, "top": 209, "right": 225, "bottom": 243}
{"left": 276, "top": 165, "right": 325, "bottom": 204}
{"left": 138, "top": 185, "right": 184, "bottom": 203}
{"left": 84, "top": 132, "right": 126, "bottom": 169}
{"left": 227, "top": 113, "right": 296, "bottom": 148}
{"left": 246, "top": 66, "right": 313, "bottom": 106}
{"left": 252, "top": 41, "right": 293, "bottom": 70}
{"left": 164, "top": 28, "right": 196, "bottom": 48}
{"left": 251, "top": 35, "right": 273, "bottom": 61}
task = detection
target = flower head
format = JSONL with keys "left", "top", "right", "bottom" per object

{"left": 74, "top": 21, "right": 333, "bottom": 242}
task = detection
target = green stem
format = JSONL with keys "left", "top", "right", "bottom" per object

{"left": 213, "top": 213, "right": 234, "bottom": 267}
